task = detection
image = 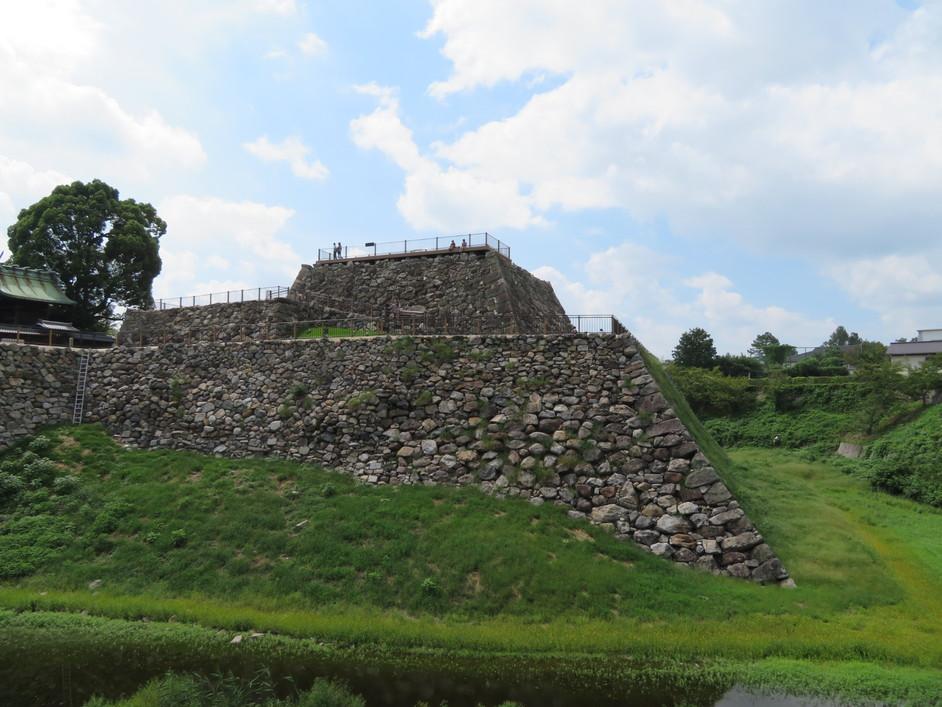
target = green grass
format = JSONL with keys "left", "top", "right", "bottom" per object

{"left": 3, "top": 427, "right": 942, "bottom": 703}
{"left": 705, "top": 405, "right": 855, "bottom": 455}
{"left": 296, "top": 326, "right": 378, "bottom": 339}
{"left": 84, "top": 673, "right": 366, "bottom": 707}
{"left": 847, "top": 403, "right": 942, "bottom": 507}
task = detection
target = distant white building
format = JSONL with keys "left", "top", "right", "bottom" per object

{"left": 887, "top": 329, "right": 942, "bottom": 369}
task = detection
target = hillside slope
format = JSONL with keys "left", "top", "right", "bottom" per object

{"left": 853, "top": 404, "right": 942, "bottom": 506}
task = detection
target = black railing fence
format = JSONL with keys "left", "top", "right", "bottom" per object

{"left": 317, "top": 232, "right": 510, "bottom": 262}
{"left": 119, "top": 314, "right": 627, "bottom": 346}
{"left": 154, "top": 286, "right": 290, "bottom": 310}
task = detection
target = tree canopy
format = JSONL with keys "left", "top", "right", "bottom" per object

{"left": 672, "top": 327, "right": 717, "bottom": 369}
{"left": 748, "top": 331, "right": 780, "bottom": 359}
{"left": 7, "top": 180, "right": 164, "bottom": 330}
{"left": 824, "top": 325, "right": 862, "bottom": 349}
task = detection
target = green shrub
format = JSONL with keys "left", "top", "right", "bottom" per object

{"left": 345, "top": 390, "right": 378, "bottom": 411}
{"left": 320, "top": 483, "right": 337, "bottom": 498}
{"left": 296, "top": 678, "right": 366, "bottom": 707}
{"left": 22, "top": 458, "right": 57, "bottom": 488}
{"left": 423, "top": 341, "right": 455, "bottom": 364}
{"left": 420, "top": 577, "right": 442, "bottom": 596}
{"left": 399, "top": 364, "right": 420, "bottom": 384}
{"left": 862, "top": 406, "right": 942, "bottom": 507}
{"left": 27, "top": 435, "right": 53, "bottom": 456}
{"left": 414, "top": 389, "right": 434, "bottom": 407}
{"left": 170, "top": 529, "right": 188, "bottom": 548}
{"left": 0, "top": 472, "right": 24, "bottom": 504}
{"left": 52, "top": 475, "right": 80, "bottom": 495}
{"left": 664, "top": 365, "right": 757, "bottom": 418}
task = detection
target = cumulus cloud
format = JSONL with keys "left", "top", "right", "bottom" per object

{"left": 827, "top": 253, "right": 942, "bottom": 338}
{"left": 0, "top": 1, "right": 206, "bottom": 187}
{"left": 298, "top": 31, "right": 328, "bottom": 56}
{"left": 350, "top": 85, "right": 544, "bottom": 231}
{"left": 155, "top": 195, "right": 301, "bottom": 299}
{"left": 535, "top": 243, "right": 833, "bottom": 356}
{"left": 0, "top": 155, "right": 72, "bottom": 256}
{"left": 252, "top": 0, "right": 298, "bottom": 15}
{"left": 396, "top": 1, "right": 942, "bottom": 330}
{"left": 243, "top": 135, "right": 329, "bottom": 181}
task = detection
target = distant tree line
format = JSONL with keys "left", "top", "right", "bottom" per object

{"left": 668, "top": 325, "right": 942, "bottom": 432}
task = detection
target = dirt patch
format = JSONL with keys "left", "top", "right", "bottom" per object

{"left": 566, "top": 528, "right": 595, "bottom": 543}
{"left": 466, "top": 571, "right": 484, "bottom": 595}
{"left": 596, "top": 552, "right": 633, "bottom": 569}
{"left": 55, "top": 436, "right": 80, "bottom": 451}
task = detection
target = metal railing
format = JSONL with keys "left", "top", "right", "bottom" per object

{"left": 316, "top": 232, "right": 511, "bottom": 262}
{"left": 154, "top": 286, "right": 290, "bottom": 310}
{"left": 118, "top": 314, "right": 627, "bottom": 346}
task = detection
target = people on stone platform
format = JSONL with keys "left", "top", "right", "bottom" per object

{"left": 461, "top": 238, "right": 467, "bottom": 248}
{"left": 449, "top": 240, "right": 457, "bottom": 250}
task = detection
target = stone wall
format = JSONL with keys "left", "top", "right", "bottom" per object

{"left": 81, "top": 334, "right": 788, "bottom": 584}
{"left": 289, "top": 250, "right": 571, "bottom": 334}
{"left": 118, "top": 299, "right": 310, "bottom": 346}
{"left": 0, "top": 341, "right": 79, "bottom": 448}
{"left": 117, "top": 250, "right": 571, "bottom": 345}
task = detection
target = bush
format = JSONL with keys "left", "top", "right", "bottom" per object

{"left": 0, "top": 472, "right": 24, "bottom": 504}
{"left": 715, "top": 354, "right": 765, "bottom": 378}
{"left": 664, "top": 365, "right": 757, "bottom": 418}
{"left": 27, "top": 435, "right": 53, "bottom": 456}
{"left": 862, "top": 406, "right": 942, "bottom": 507}
{"left": 52, "top": 475, "right": 81, "bottom": 495}
{"left": 22, "top": 458, "right": 58, "bottom": 488}
{"left": 420, "top": 577, "right": 442, "bottom": 596}
{"left": 296, "top": 679, "right": 366, "bottom": 707}
{"left": 170, "top": 529, "right": 188, "bottom": 548}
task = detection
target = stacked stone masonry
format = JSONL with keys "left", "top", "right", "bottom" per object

{"left": 289, "top": 250, "right": 570, "bottom": 333}
{"left": 0, "top": 335, "right": 789, "bottom": 584}
{"left": 0, "top": 343, "right": 78, "bottom": 448}
{"left": 118, "top": 299, "right": 309, "bottom": 346}
{"left": 119, "top": 250, "right": 572, "bottom": 345}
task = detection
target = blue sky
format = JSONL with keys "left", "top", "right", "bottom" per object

{"left": 1, "top": 0, "right": 941, "bottom": 355}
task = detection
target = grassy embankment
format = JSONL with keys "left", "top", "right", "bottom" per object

{"left": 297, "top": 326, "right": 378, "bottom": 339}
{"left": 693, "top": 372, "right": 942, "bottom": 507}
{"left": 2, "top": 423, "right": 942, "bottom": 703}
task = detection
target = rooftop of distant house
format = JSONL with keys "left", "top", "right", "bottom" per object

{"left": 315, "top": 233, "right": 510, "bottom": 264}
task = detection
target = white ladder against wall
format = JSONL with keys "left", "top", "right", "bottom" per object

{"left": 72, "top": 353, "right": 90, "bottom": 424}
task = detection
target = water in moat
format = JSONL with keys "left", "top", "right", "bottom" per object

{"left": 0, "top": 650, "right": 847, "bottom": 707}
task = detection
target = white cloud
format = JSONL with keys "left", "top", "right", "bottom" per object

{"left": 0, "top": 155, "right": 72, "bottom": 255}
{"left": 253, "top": 0, "right": 298, "bottom": 15}
{"left": 827, "top": 253, "right": 942, "bottom": 337}
{"left": 155, "top": 195, "right": 301, "bottom": 299}
{"left": 0, "top": 1, "right": 206, "bottom": 186}
{"left": 350, "top": 85, "right": 544, "bottom": 230}
{"left": 243, "top": 135, "right": 329, "bottom": 181}
{"left": 298, "top": 31, "right": 328, "bottom": 56}
{"left": 536, "top": 242, "right": 833, "bottom": 356}
{"left": 400, "top": 0, "right": 942, "bottom": 332}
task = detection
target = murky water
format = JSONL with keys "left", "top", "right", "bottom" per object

{"left": 0, "top": 651, "right": 847, "bottom": 707}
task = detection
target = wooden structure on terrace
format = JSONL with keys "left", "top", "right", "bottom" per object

{"left": 0, "top": 263, "right": 113, "bottom": 347}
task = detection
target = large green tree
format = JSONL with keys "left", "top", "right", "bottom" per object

{"left": 824, "top": 325, "right": 862, "bottom": 349}
{"left": 7, "top": 180, "right": 164, "bottom": 330}
{"left": 748, "top": 331, "right": 780, "bottom": 359}
{"left": 672, "top": 327, "right": 717, "bottom": 369}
